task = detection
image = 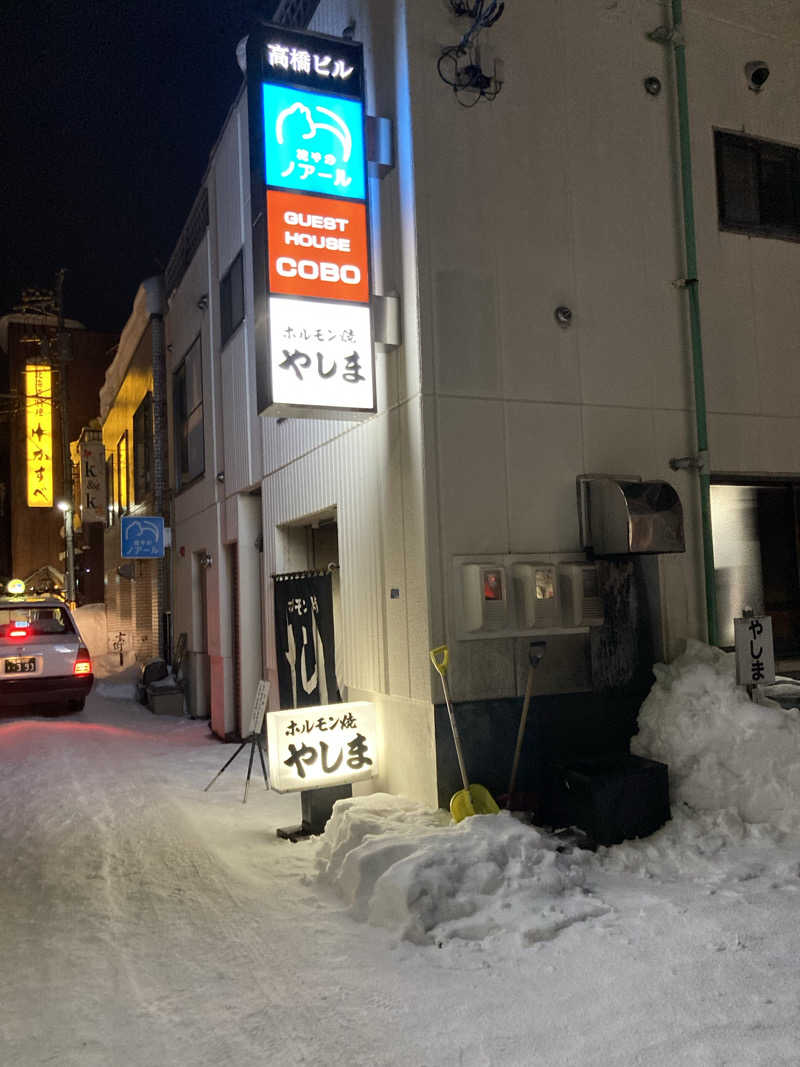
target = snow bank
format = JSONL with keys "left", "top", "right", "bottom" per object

{"left": 632, "top": 639, "right": 800, "bottom": 833}
{"left": 73, "top": 603, "right": 107, "bottom": 659}
{"left": 93, "top": 664, "right": 140, "bottom": 701}
{"left": 315, "top": 794, "right": 605, "bottom": 945}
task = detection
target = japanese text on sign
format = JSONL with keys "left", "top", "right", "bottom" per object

{"left": 269, "top": 298, "right": 373, "bottom": 410}
{"left": 734, "top": 614, "right": 775, "bottom": 687}
{"left": 266, "top": 42, "right": 354, "bottom": 81}
{"left": 262, "top": 84, "right": 365, "bottom": 200}
{"left": 266, "top": 701, "right": 378, "bottom": 792}
{"left": 25, "top": 365, "right": 54, "bottom": 508}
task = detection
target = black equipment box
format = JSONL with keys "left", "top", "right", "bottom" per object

{"left": 561, "top": 753, "right": 670, "bottom": 846}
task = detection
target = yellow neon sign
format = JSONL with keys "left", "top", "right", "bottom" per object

{"left": 25, "top": 364, "right": 54, "bottom": 508}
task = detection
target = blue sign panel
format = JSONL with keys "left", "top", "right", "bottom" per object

{"left": 121, "top": 515, "right": 165, "bottom": 559}
{"left": 262, "top": 83, "right": 365, "bottom": 200}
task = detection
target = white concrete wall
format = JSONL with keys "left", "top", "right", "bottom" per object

{"left": 393, "top": 0, "right": 800, "bottom": 698}
{"left": 167, "top": 0, "right": 800, "bottom": 797}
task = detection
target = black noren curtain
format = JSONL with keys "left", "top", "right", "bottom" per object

{"left": 274, "top": 571, "right": 340, "bottom": 710}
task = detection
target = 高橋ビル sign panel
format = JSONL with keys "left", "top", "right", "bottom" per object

{"left": 247, "top": 25, "right": 374, "bottom": 420}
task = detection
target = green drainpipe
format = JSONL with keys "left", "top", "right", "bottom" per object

{"left": 661, "top": 0, "right": 719, "bottom": 646}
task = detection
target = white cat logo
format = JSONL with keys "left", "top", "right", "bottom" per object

{"left": 126, "top": 519, "right": 161, "bottom": 543}
{"left": 275, "top": 102, "right": 352, "bottom": 162}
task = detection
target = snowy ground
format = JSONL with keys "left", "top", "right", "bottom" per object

{"left": 3, "top": 642, "right": 800, "bottom": 1065}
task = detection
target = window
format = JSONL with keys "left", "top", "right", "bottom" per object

{"left": 117, "top": 431, "right": 129, "bottom": 515}
{"left": 106, "top": 455, "right": 116, "bottom": 527}
{"left": 711, "top": 479, "right": 800, "bottom": 658}
{"left": 715, "top": 130, "right": 800, "bottom": 241}
{"left": 133, "top": 392, "right": 153, "bottom": 503}
{"left": 173, "top": 336, "right": 204, "bottom": 490}
{"left": 220, "top": 250, "right": 244, "bottom": 346}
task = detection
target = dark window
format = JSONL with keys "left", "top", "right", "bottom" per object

{"left": 711, "top": 478, "right": 800, "bottom": 658}
{"left": 117, "top": 431, "right": 129, "bottom": 515}
{"left": 173, "top": 336, "right": 204, "bottom": 491}
{"left": 220, "top": 251, "right": 244, "bottom": 347}
{"left": 715, "top": 130, "right": 800, "bottom": 240}
{"left": 106, "top": 455, "right": 116, "bottom": 527}
{"left": 133, "top": 392, "right": 153, "bottom": 504}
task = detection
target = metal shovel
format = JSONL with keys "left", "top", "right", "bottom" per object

{"left": 502, "top": 640, "right": 547, "bottom": 811}
{"left": 430, "top": 646, "right": 500, "bottom": 822}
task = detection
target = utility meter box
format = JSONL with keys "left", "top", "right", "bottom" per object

{"left": 460, "top": 562, "right": 509, "bottom": 634}
{"left": 559, "top": 563, "right": 604, "bottom": 628}
{"left": 453, "top": 555, "right": 604, "bottom": 640}
{"left": 512, "top": 562, "right": 559, "bottom": 630}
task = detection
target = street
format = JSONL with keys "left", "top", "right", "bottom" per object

{"left": 3, "top": 683, "right": 800, "bottom": 1067}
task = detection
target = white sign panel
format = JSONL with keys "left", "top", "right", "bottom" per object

{"left": 266, "top": 700, "right": 377, "bottom": 793}
{"left": 247, "top": 680, "right": 270, "bottom": 736}
{"left": 734, "top": 615, "right": 775, "bottom": 686}
{"left": 268, "top": 297, "right": 373, "bottom": 411}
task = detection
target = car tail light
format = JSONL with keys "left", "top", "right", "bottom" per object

{"left": 9, "top": 626, "right": 28, "bottom": 639}
{"left": 73, "top": 647, "right": 92, "bottom": 676}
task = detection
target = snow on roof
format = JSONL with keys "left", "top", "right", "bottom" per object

{"left": 99, "top": 285, "right": 149, "bottom": 420}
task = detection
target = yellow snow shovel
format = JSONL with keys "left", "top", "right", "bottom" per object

{"left": 430, "top": 646, "right": 500, "bottom": 822}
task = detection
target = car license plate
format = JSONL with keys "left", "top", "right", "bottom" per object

{"left": 4, "top": 657, "right": 38, "bottom": 675}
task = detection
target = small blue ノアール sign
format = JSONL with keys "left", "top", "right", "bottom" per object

{"left": 120, "top": 516, "right": 165, "bottom": 559}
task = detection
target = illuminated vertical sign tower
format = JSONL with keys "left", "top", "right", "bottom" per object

{"left": 247, "top": 26, "right": 375, "bottom": 418}
{"left": 25, "top": 365, "right": 54, "bottom": 507}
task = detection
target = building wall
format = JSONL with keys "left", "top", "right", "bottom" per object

{"left": 165, "top": 25, "right": 437, "bottom": 799}
{"left": 166, "top": 0, "right": 800, "bottom": 804}
{"left": 334, "top": 0, "right": 800, "bottom": 702}
{"left": 101, "top": 302, "right": 158, "bottom": 661}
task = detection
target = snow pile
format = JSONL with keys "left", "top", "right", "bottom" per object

{"left": 73, "top": 603, "right": 107, "bottom": 659}
{"left": 316, "top": 794, "right": 605, "bottom": 945}
{"left": 632, "top": 639, "right": 800, "bottom": 834}
{"left": 93, "top": 664, "right": 140, "bottom": 701}
{"left": 72, "top": 604, "right": 136, "bottom": 682}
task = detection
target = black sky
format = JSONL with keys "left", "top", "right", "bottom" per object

{"left": 2, "top": 0, "right": 279, "bottom": 334}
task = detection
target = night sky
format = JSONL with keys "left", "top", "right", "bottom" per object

{"left": 3, "top": 1, "right": 279, "bottom": 335}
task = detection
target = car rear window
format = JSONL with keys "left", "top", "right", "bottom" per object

{"left": 0, "top": 606, "right": 75, "bottom": 637}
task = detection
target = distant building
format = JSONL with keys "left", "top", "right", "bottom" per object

{"left": 99, "top": 285, "right": 161, "bottom": 664}
{"left": 0, "top": 312, "right": 116, "bottom": 594}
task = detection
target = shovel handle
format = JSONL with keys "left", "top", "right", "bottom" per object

{"left": 430, "top": 645, "right": 449, "bottom": 678}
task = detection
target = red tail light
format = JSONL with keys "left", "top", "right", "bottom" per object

{"left": 73, "top": 647, "right": 92, "bottom": 676}
{"left": 9, "top": 627, "right": 28, "bottom": 639}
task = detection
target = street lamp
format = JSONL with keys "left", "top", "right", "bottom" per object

{"left": 57, "top": 499, "right": 76, "bottom": 606}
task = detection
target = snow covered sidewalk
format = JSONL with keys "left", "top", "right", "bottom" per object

{"left": 2, "top": 644, "right": 800, "bottom": 1065}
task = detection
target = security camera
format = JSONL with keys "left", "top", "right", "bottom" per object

{"left": 745, "top": 60, "right": 770, "bottom": 91}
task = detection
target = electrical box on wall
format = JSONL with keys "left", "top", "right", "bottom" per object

{"left": 461, "top": 562, "right": 508, "bottom": 633}
{"left": 512, "top": 562, "right": 559, "bottom": 630}
{"left": 559, "top": 563, "right": 604, "bottom": 628}
{"left": 453, "top": 554, "right": 604, "bottom": 641}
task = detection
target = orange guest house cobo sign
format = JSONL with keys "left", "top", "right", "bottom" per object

{"left": 267, "top": 190, "right": 369, "bottom": 303}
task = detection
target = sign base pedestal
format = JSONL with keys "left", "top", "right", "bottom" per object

{"left": 277, "top": 783, "right": 352, "bottom": 842}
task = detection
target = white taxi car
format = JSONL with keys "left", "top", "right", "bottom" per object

{"left": 0, "top": 588, "right": 93, "bottom": 714}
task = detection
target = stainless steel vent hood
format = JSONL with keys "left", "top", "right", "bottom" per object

{"left": 578, "top": 476, "right": 685, "bottom": 556}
